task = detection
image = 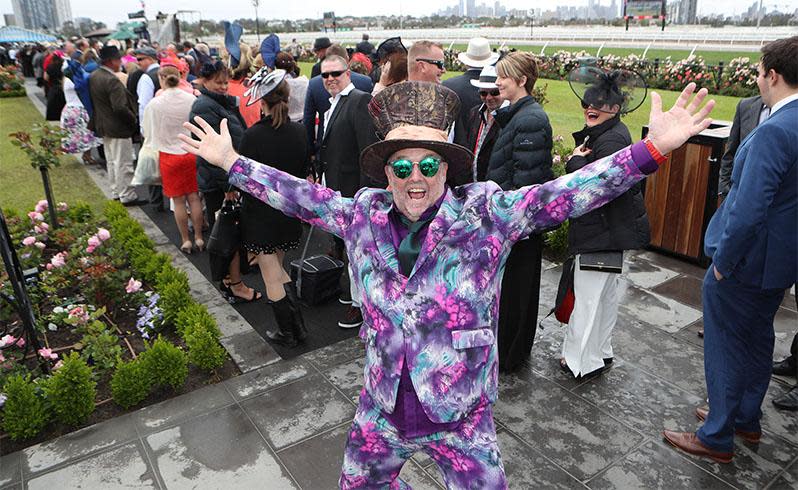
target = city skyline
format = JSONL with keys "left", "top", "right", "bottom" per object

{"left": 1, "top": 0, "right": 796, "bottom": 28}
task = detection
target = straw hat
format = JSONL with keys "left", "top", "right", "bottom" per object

{"left": 457, "top": 37, "right": 499, "bottom": 68}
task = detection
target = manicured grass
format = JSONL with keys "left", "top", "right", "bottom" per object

{"left": 448, "top": 44, "right": 758, "bottom": 65}
{"left": 0, "top": 97, "right": 108, "bottom": 214}
{"left": 298, "top": 61, "right": 740, "bottom": 142}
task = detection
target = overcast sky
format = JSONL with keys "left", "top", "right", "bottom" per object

{"left": 2, "top": 0, "right": 797, "bottom": 27}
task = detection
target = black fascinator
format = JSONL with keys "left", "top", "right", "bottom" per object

{"left": 568, "top": 66, "right": 647, "bottom": 114}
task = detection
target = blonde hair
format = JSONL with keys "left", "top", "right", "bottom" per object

{"left": 159, "top": 66, "right": 181, "bottom": 88}
{"left": 496, "top": 52, "right": 538, "bottom": 94}
{"left": 224, "top": 42, "right": 254, "bottom": 80}
{"left": 408, "top": 40, "right": 443, "bottom": 65}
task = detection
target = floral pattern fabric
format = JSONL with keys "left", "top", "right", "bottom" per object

{"left": 227, "top": 141, "right": 658, "bottom": 425}
{"left": 339, "top": 389, "right": 505, "bottom": 489}
{"left": 60, "top": 105, "right": 101, "bottom": 154}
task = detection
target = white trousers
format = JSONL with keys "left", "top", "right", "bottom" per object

{"left": 104, "top": 137, "right": 137, "bottom": 203}
{"left": 561, "top": 254, "right": 620, "bottom": 377}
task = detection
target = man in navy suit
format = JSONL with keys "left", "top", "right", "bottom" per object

{"left": 303, "top": 44, "right": 374, "bottom": 156}
{"left": 663, "top": 36, "right": 798, "bottom": 463}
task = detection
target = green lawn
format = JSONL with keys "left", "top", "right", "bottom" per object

{"left": 0, "top": 96, "right": 108, "bottom": 214}
{"left": 298, "top": 61, "right": 740, "bottom": 142}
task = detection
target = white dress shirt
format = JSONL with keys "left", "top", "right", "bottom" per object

{"left": 323, "top": 82, "right": 355, "bottom": 138}
{"left": 137, "top": 63, "right": 160, "bottom": 133}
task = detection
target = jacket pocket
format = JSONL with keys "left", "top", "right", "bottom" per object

{"left": 451, "top": 328, "right": 495, "bottom": 349}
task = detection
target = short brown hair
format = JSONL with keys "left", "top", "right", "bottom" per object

{"left": 408, "top": 40, "right": 443, "bottom": 66}
{"left": 325, "top": 44, "right": 349, "bottom": 61}
{"left": 158, "top": 66, "right": 181, "bottom": 88}
{"left": 761, "top": 36, "right": 798, "bottom": 87}
{"left": 496, "top": 51, "right": 538, "bottom": 94}
{"left": 321, "top": 55, "right": 348, "bottom": 72}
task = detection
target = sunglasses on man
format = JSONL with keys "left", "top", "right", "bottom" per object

{"left": 321, "top": 70, "right": 347, "bottom": 79}
{"left": 416, "top": 58, "right": 445, "bottom": 70}
{"left": 388, "top": 156, "right": 441, "bottom": 179}
{"left": 479, "top": 89, "right": 500, "bottom": 97}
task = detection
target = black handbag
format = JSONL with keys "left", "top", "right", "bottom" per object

{"left": 207, "top": 199, "right": 241, "bottom": 281}
{"left": 579, "top": 252, "right": 623, "bottom": 274}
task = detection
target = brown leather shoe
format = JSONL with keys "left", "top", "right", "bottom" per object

{"left": 694, "top": 407, "right": 762, "bottom": 444}
{"left": 662, "top": 430, "right": 733, "bottom": 463}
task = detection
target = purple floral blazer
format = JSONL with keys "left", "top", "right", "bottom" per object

{"left": 228, "top": 141, "right": 660, "bottom": 423}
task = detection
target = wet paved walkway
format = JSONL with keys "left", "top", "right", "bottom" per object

{"left": 2, "top": 250, "right": 796, "bottom": 489}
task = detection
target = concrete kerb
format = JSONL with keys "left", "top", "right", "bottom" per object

{"left": 23, "top": 80, "right": 278, "bottom": 374}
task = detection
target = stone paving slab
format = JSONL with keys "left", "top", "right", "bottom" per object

{"left": 494, "top": 372, "right": 645, "bottom": 481}
{"left": 496, "top": 430, "right": 586, "bottom": 488}
{"left": 587, "top": 439, "right": 736, "bottom": 489}
{"left": 26, "top": 441, "right": 158, "bottom": 489}
{"left": 0, "top": 452, "right": 21, "bottom": 487}
{"left": 130, "top": 383, "right": 235, "bottom": 437}
{"left": 225, "top": 357, "right": 314, "bottom": 401}
{"left": 143, "top": 405, "right": 297, "bottom": 489}
{"left": 239, "top": 373, "right": 356, "bottom": 450}
{"left": 218, "top": 329, "right": 281, "bottom": 374}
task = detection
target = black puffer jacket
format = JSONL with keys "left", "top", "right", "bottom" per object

{"left": 188, "top": 88, "right": 247, "bottom": 193}
{"left": 566, "top": 116, "right": 650, "bottom": 254}
{"left": 485, "top": 96, "right": 554, "bottom": 190}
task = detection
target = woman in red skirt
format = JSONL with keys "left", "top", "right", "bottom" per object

{"left": 143, "top": 64, "right": 204, "bottom": 253}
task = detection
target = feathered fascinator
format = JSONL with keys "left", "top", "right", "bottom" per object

{"left": 568, "top": 66, "right": 647, "bottom": 114}
{"left": 243, "top": 67, "right": 286, "bottom": 106}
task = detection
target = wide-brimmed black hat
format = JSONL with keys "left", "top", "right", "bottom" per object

{"left": 375, "top": 37, "right": 407, "bottom": 63}
{"left": 360, "top": 81, "right": 473, "bottom": 187}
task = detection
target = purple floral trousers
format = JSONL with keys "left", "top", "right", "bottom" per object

{"left": 339, "top": 390, "right": 507, "bottom": 489}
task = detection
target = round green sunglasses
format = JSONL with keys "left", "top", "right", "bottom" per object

{"left": 388, "top": 156, "right": 441, "bottom": 179}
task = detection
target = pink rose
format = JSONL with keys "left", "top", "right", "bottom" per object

{"left": 38, "top": 348, "right": 59, "bottom": 360}
{"left": 87, "top": 235, "right": 101, "bottom": 247}
{"left": 0, "top": 352, "right": 5, "bottom": 363}
{"left": 85, "top": 245, "right": 96, "bottom": 253}
{"left": 125, "top": 277, "right": 142, "bottom": 294}
{"left": 96, "top": 228, "right": 111, "bottom": 241}
{"left": 15, "top": 337, "right": 25, "bottom": 347}
{"left": 57, "top": 202, "right": 68, "bottom": 211}
{"left": 34, "top": 241, "right": 46, "bottom": 250}
{"left": 27, "top": 211, "right": 44, "bottom": 222}
{"left": 0, "top": 334, "right": 16, "bottom": 347}
{"left": 50, "top": 252, "right": 66, "bottom": 268}
{"left": 40, "top": 222, "right": 49, "bottom": 231}
{"left": 34, "top": 200, "right": 48, "bottom": 213}
{"left": 53, "top": 360, "right": 64, "bottom": 370}
{"left": 22, "top": 236, "right": 36, "bottom": 246}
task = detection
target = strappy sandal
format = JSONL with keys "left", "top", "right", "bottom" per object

{"left": 180, "top": 241, "right": 193, "bottom": 254}
{"left": 220, "top": 280, "right": 263, "bottom": 303}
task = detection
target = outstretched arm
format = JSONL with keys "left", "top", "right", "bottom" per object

{"left": 179, "top": 117, "right": 354, "bottom": 238}
{"left": 490, "top": 83, "right": 715, "bottom": 240}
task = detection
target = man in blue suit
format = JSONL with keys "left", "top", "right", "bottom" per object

{"left": 303, "top": 44, "right": 374, "bottom": 157}
{"left": 663, "top": 35, "right": 798, "bottom": 463}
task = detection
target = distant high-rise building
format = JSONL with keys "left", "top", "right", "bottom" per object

{"left": 11, "top": 0, "right": 71, "bottom": 30}
{"left": 459, "top": 0, "right": 465, "bottom": 16}
{"left": 4, "top": 13, "right": 17, "bottom": 26}
{"left": 467, "top": 0, "right": 476, "bottom": 17}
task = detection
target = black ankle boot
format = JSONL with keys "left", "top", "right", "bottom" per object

{"left": 284, "top": 284, "right": 308, "bottom": 343}
{"left": 267, "top": 296, "right": 299, "bottom": 347}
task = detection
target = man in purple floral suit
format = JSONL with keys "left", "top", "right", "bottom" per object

{"left": 180, "top": 81, "right": 715, "bottom": 489}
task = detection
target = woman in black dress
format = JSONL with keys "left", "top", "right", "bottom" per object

{"left": 238, "top": 69, "right": 309, "bottom": 347}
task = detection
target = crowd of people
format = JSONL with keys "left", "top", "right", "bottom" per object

{"left": 7, "top": 29, "right": 797, "bottom": 487}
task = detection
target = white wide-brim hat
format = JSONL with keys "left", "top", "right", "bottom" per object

{"left": 470, "top": 65, "right": 498, "bottom": 89}
{"left": 457, "top": 37, "right": 500, "bottom": 67}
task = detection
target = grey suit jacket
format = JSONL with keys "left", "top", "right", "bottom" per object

{"left": 718, "top": 95, "right": 764, "bottom": 196}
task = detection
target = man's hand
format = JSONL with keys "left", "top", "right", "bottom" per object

{"left": 179, "top": 117, "right": 240, "bottom": 172}
{"left": 646, "top": 83, "right": 716, "bottom": 155}
{"left": 713, "top": 266, "right": 724, "bottom": 281}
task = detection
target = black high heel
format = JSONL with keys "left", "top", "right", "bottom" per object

{"left": 220, "top": 280, "right": 263, "bottom": 304}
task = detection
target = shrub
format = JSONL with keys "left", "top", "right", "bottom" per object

{"left": 140, "top": 336, "right": 188, "bottom": 390}
{"left": 80, "top": 322, "right": 123, "bottom": 371}
{"left": 155, "top": 265, "right": 189, "bottom": 291}
{"left": 138, "top": 252, "right": 171, "bottom": 285}
{"left": 158, "top": 281, "right": 192, "bottom": 326}
{"left": 1, "top": 374, "right": 49, "bottom": 440}
{"left": 545, "top": 220, "right": 570, "bottom": 260}
{"left": 43, "top": 352, "right": 96, "bottom": 426}
{"left": 185, "top": 323, "right": 226, "bottom": 372}
{"left": 175, "top": 302, "right": 220, "bottom": 338}
{"left": 110, "top": 359, "right": 152, "bottom": 409}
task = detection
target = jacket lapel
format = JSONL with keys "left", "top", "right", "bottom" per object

{"left": 322, "top": 95, "right": 349, "bottom": 144}
{"left": 368, "top": 194, "right": 401, "bottom": 278}
{"left": 741, "top": 97, "right": 763, "bottom": 137}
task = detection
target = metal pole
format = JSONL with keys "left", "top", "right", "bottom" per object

{"left": 0, "top": 209, "right": 48, "bottom": 373}
{"left": 39, "top": 166, "right": 59, "bottom": 230}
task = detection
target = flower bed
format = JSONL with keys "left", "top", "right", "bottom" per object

{"left": 0, "top": 200, "right": 239, "bottom": 455}
{"left": 0, "top": 65, "right": 26, "bottom": 98}
{"left": 444, "top": 48, "right": 760, "bottom": 98}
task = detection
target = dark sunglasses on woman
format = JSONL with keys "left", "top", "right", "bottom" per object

{"left": 388, "top": 156, "right": 441, "bottom": 179}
